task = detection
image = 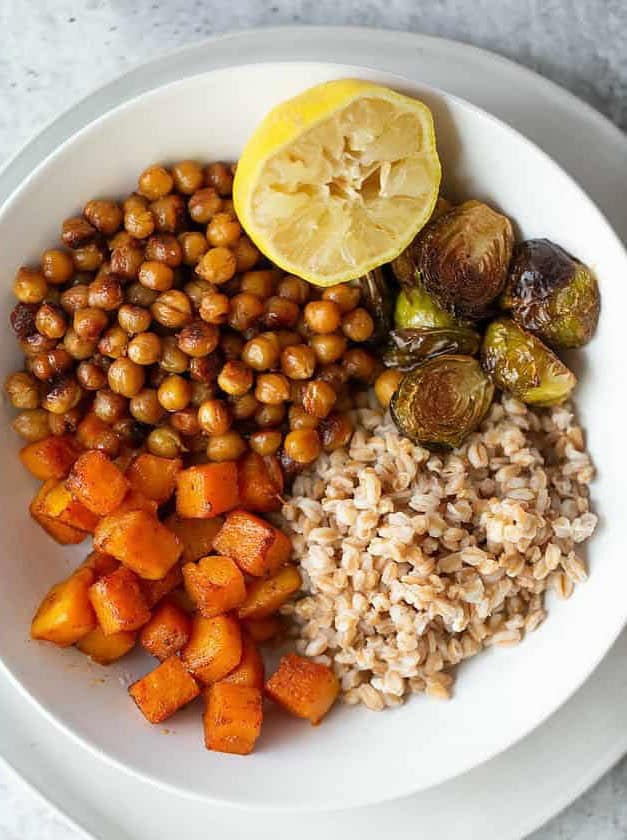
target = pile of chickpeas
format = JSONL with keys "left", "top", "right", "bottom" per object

{"left": 5, "top": 160, "right": 399, "bottom": 474}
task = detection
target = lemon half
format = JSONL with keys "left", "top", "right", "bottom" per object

{"left": 233, "top": 79, "right": 441, "bottom": 287}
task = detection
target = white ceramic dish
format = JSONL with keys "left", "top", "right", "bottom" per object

{"left": 1, "top": 59, "right": 626, "bottom": 812}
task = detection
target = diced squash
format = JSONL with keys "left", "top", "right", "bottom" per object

{"left": 19, "top": 435, "right": 81, "bottom": 481}
{"left": 140, "top": 564, "right": 183, "bottom": 608}
{"left": 114, "top": 447, "right": 137, "bottom": 474}
{"left": 180, "top": 613, "right": 242, "bottom": 685}
{"left": 175, "top": 462, "right": 239, "bottom": 518}
{"left": 221, "top": 634, "right": 265, "bottom": 689}
{"left": 39, "top": 481, "right": 100, "bottom": 533}
{"left": 265, "top": 654, "right": 339, "bottom": 725}
{"left": 182, "top": 555, "right": 246, "bottom": 618}
{"left": 164, "top": 514, "right": 223, "bottom": 564}
{"left": 203, "top": 683, "right": 262, "bottom": 755}
{"left": 242, "top": 616, "right": 282, "bottom": 643}
{"left": 237, "top": 452, "right": 284, "bottom": 513}
{"left": 31, "top": 566, "right": 96, "bottom": 646}
{"left": 168, "top": 587, "right": 197, "bottom": 614}
{"left": 94, "top": 509, "right": 182, "bottom": 580}
{"left": 30, "top": 481, "right": 89, "bottom": 545}
{"left": 129, "top": 655, "right": 200, "bottom": 724}
{"left": 238, "top": 566, "right": 301, "bottom": 620}
{"left": 140, "top": 600, "right": 192, "bottom": 660}
{"left": 126, "top": 453, "right": 182, "bottom": 504}
{"left": 212, "top": 509, "right": 292, "bottom": 577}
{"left": 82, "top": 550, "right": 119, "bottom": 578}
{"left": 66, "top": 450, "right": 129, "bottom": 515}
{"left": 112, "top": 489, "right": 159, "bottom": 516}
{"left": 88, "top": 566, "right": 151, "bottom": 635}
{"left": 77, "top": 626, "right": 136, "bottom": 664}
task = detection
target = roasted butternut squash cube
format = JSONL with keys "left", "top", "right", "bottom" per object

{"left": 31, "top": 567, "right": 96, "bottom": 646}
{"left": 203, "top": 683, "right": 263, "bottom": 755}
{"left": 164, "top": 514, "right": 223, "bottom": 564}
{"left": 94, "top": 509, "right": 182, "bottom": 580}
{"left": 265, "top": 654, "right": 339, "bottom": 725}
{"left": 238, "top": 565, "right": 301, "bottom": 620}
{"left": 82, "top": 550, "right": 119, "bottom": 578}
{"left": 237, "top": 452, "right": 284, "bottom": 513}
{"left": 140, "top": 600, "right": 192, "bottom": 660}
{"left": 30, "top": 481, "right": 89, "bottom": 545}
{"left": 113, "top": 489, "right": 159, "bottom": 516}
{"left": 180, "top": 613, "right": 242, "bottom": 685}
{"left": 129, "top": 655, "right": 200, "bottom": 724}
{"left": 221, "top": 634, "right": 264, "bottom": 689}
{"left": 77, "top": 626, "right": 136, "bottom": 664}
{"left": 175, "top": 462, "right": 239, "bottom": 518}
{"left": 126, "top": 453, "right": 182, "bottom": 504}
{"left": 40, "top": 481, "right": 100, "bottom": 533}
{"left": 140, "top": 564, "right": 183, "bottom": 608}
{"left": 242, "top": 616, "right": 282, "bottom": 643}
{"left": 66, "top": 450, "right": 129, "bottom": 515}
{"left": 19, "top": 435, "right": 81, "bottom": 481}
{"left": 212, "top": 509, "right": 292, "bottom": 577}
{"left": 88, "top": 566, "right": 151, "bottom": 635}
{"left": 168, "top": 587, "right": 197, "bottom": 614}
{"left": 182, "top": 555, "right": 246, "bottom": 618}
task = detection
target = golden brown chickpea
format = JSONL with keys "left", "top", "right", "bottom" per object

{"left": 240, "top": 270, "right": 277, "bottom": 299}
{"left": 18, "top": 332, "right": 56, "bottom": 359}
{"left": 76, "top": 360, "right": 107, "bottom": 391}
{"left": 128, "top": 332, "right": 162, "bottom": 365}
{"left": 138, "top": 260, "right": 174, "bottom": 292}
{"left": 160, "top": 335, "right": 189, "bottom": 373}
{"left": 304, "top": 300, "right": 341, "bottom": 334}
{"left": 253, "top": 402, "right": 284, "bottom": 428}
{"left": 125, "top": 282, "right": 158, "bottom": 308}
{"left": 343, "top": 347, "right": 378, "bottom": 383}
{"left": 374, "top": 369, "right": 404, "bottom": 409}
{"left": 206, "top": 212, "right": 241, "bottom": 248}
{"left": 207, "top": 431, "right": 247, "bottom": 462}
{"left": 183, "top": 279, "right": 211, "bottom": 309}
{"left": 62, "top": 216, "right": 96, "bottom": 249}
{"left": 98, "top": 325, "right": 128, "bottom": 359}
{"left": 113, "top": 417, "right": 146, "bottom": 448}
{"left": 177, "top": 320, "right": 219, "bottom": 357}
{"left": 317, "top": 363, "right": 348, "bottom": 393}
{"left": 220, "top": 331, "right": 244, "bottom": 360}
{"left": 302, "top": 379, "right": 337, "bottom": 419}
{"left": 124, "top": 207, "right": 155, "bottom": 239}
{"left": 130, "top": 388, "right": 164, "bottom": 425}
{"left": 48, "top": 406, "right": 83, "bottom": 436}
{"left": 42, "top": 376, "right": 83, "bottom": 414}
{"left": 318, "top": 412, "right": 354, "bottom": 452}
{"left": 196, "top": 247, "right": 236, "bottom": 285}
{"left": 342, "top": 307, "right": 375, "bottom": 342}
{"left": 170, "top": 407, "right": 201, "bottom": 436}
{"left": 73, "top": 307, "right": 108, "bottom": 341}
{"left": 93, "top": 389, "right": 127, "bottom": 424}
{"left": 249, "top": 429, "right": 283, "bottom": 456}
{"left": 117, "top": 304, "right": 151, "bottom": 335}
{"left": 277, "top": 275, "right": 310, "bottom": 305}
{"left": 205, "top": 162, "right": 233, "bottom": 196}
{"left": 72, "top": 243, "right": 105, "bottom": 273}
{"left": 4, "top": 371, "right": 40, "bottom": 409}
{"left": 189, "top": 355, "right": 221, "bottom": 383}
{"left": 41, "top": 249, "right": 74, "bottom": 285}
{"left": 280, "top": 344, "right": 316, "bottom": 380}
{"left": 138, "top": 165, "right": 173, "bottom": 200}
{"left": 178, "top": 231, "right": 208, "bottom": 266}
{"left": 221, "top": 198, "right": 235, "bottom": 216}
{"left": 217, "top": 360, "right": 253, "bottom": 396}
{"left": 60, "top": 284, "right": 90, "bottom": 314}
{"left": 157, "top": 374, "right": 192, "bottom": 411}
{"left": 199, "top": 291, "right": 230, "bottom": 325}
{"left": 30, "top": 348, "right": 73, "bottom": 382}
{"left": 144, "top": 233, "right": 182, "bottom": 267}
{"left": 274, "top": 330, "right": 302, "bottom": 349}
{"left": 309, "top": 332, "right": 347, "bottom": 365}
{"left": 198, "top": 399, "right": 232, "bottom": 435}
{"left": 233, "top": 236, "right": 260, "bottom": 272}
{"left": 35, "top": 303, "right": 67, "bottom": 339}
{"left": 84, "top": 199, "right": 123, "bottom": 235}
{"left": 147, "top": 426, "right": 183, "bottom": 458}
{"left": 172, "top": 160, "right": 204, "bottom": 194}
{"left": 188, "top": 187, "right": 222, "bottom": 224}
{"left": 227, "top": 292, "right": 264, "bottom": 332}
{"left": 288, "top": 404, "right": 319, "bottom": 430}
{"left": 322, "top": 284, "right": 361, "bottom": 313}
{"left": 284, "top": 428, "right": 321, "bottom": 464}
{"left": 108, "top": 230, "right": 134, "bottom": 250}
{"left": 86, "top": 276, "right": 123, "bottom": 311}
{"left": 230, "top": 392, "right": 260, "bottom": 421}
{"left": 242, "top": 334, "right": 280, "bottom": 372}
{"left": 108, "top": 357, "right": 145, "bottom": 397}
{"left": 62, "top": 327, "right": 96, "bottom": 360}
{"left": 288, "top": 380, "right": 307, "bottom": 407}
{"left": 263, "top": 296, "right": 300, "bottom": 330}
{"left": 123, "top": 194, "right": 148, "bottom": 214}
{"left": 110, "top": 242, "right": 143, "bottom": 280}
{"left": 150, "top": 195, "right": 185, "bottom": 234}
{"left": 12, "top": 408, "right": 50, "bottom": 441}
{"left": 190, "top": 381, "right": 215, "bottom": 407}
{"left": 13, "top": 267, "right": 48, "bottom": 304}
{"left": 151, "top": 289, "right": 192, "bottom": 328}
{"left": 254, "top": 372, "right": 290, "bottom": 405}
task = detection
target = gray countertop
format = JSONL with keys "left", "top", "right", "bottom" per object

{"left": 1, "top": 1, "right": 626, "bottom": 837}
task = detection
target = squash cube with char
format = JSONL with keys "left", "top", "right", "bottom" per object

{"left": 20, "top": 435, "right": 81, "bottom": 480}
{"left": 164, "top": 514, "right": 223, "bottom": 564}
{"left": 66, "top": 450, "right": 129, "bottom": 515}
{"left": 180, "top": 613, "right": 242, "bottom": 685}
{"left": 175, "top": 462, "right": 239, "bottom": 519}
{"left": 238, "top": 565, "right": 301, "bottom": 620}
{"left": 94, "top": 509, "right": 182, "bottom": 580}
{"left": 112, "top": 489, "right": 159, "bottom": 516}
{"left": 30, "top": 566, "right": 96, "bottom": 646}
{"left": 203, "top": 683, "right": 263, "bottom": 755}
{"left": 140, "top": 600, "right": 192, "bottom": 661}
{"left": 88, "top": 566, "right": 151, "bottom": 635}
{"left": 242, "top": 616, "right": 282, "bottom": 643}
{"left": 221, "top": 634, "right": 265, "bottom": 689}
{"left": 140, "top": 563, "right": 183, "bottom": 608}
{"left": 30, "top": 481, "right": 90, "bottom": 545}
{"left": 77, "top": 626, "right": 136, "bottom": 664}
{"left": 212, "top": 509, "right": 291, "bottom": 577}
{"left": 182, "top": 555, "right": 246, "bottom": 618}
{"left": 82, "top": 550, "right": 119, "bottom": 578}
{"left": 265, "top": 654, "right": 339, "bottom": 725}
{"left": 237, "top": 452, "right": 284, "bottom": 513}
{"left": 126, "top": 454, "right": 182, "bottom": 504}
{"left": 129, "top": 655, "right": 201, "bottom": 724}
{"left": 39, "top": 481, "right": 100, "bottom": 533}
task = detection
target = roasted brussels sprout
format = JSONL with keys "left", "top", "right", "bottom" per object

{"left": 394, "top": 286, "right": 462, "bottom": 330}
{"left": 384, "top": 327, "right": 481, "bottom": 369}
{"left": 390, "top": 354, "right": 494, "bottom": 449}
{"left": 501, "top": 238, "right": 600, "bottom": 348}
{"left": 355, "top": 267, "right": 393, "bottom": 345}
{"left": 481, "top": 317, "right": 576, "bottom": 406}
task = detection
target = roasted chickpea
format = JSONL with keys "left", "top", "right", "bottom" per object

{"left": 157, "top": 374, "right": 192, "bottom": 411}
{"left": 60, "top": 284, "right": 90, "bottom": 314}
{"left": 30, "top": 348, "right": 73, "bottom": 382}
{"left": 207, "top": 431, "right": 246, "bottom": 462}
{"left": 277, "top": 275, "right": 310, "bottom": 305}
{"left": 60, "top": 327, "right": 95, "bottom": 361}
{"left": 4, "top": 371, "right": 40, "bottom": 409}
{"left": 13, "top": 267, "right": 48, "bottom": 304}
{"left": 318, "top": 412, "right": 354, "bottom": 451}
{"left": 309, "top": 332, "right": 347, "bottom": 365}
{"left": 233, "top": 236, "right": 260, "bottom": 272}
{"left": 274, "top": 330, "right": 302, "bottom": 349}
{"left": 144, "top": 233, "right": 181, "bottom": 267}
{"left": 196, "top": 247, "right": 236, "bottom": 285}
{"left": 199, "top": 291, "right": 230, "bottom": 325}
{"left": 206, "top": 212, "right": 241, "bottom": 248}
{"left": 35, "top": 303, "right": 67, "bottom": 340}
{"left": 220, "top": 331, "right": 244, "bottom": 360}
{"left": 128, "top": 332, "right": 162, "bottom": 365}
{"left": 342, "top": 307, "right": 375, "bottom": 342}
{"left": 172, "top": 160, "right": 204, "bottom": 194}
{"left": 76, "top": 414, "right": 119, "bottom": 457}
{"left": 374, "top": 369, "right": 404, "bottom": 409}
{"left": 108, "top": 230, "right": 134, "bottom": 250}
{"left": 98, "top": 325, "right": 129, "bottom": 359}
{"left": 304, "top": 300, "right": 341, "bottom": 334}
{"left": 190, "top": 381, "right": 215, "bottom": 407}
{"left": 117, "top": 304, "right": 151, "bottom": 335}
{"left": 317, "top": 363, "right": 347, "bottom": 393}
{"left": 170, "top": 407, "right": 201, "bottom": 435}
{"left": 177, "top": 320, "right": 219, "bottom": 357}
{"left": 62, "top": 216, "right": 96, "bottom": 249}
{"left": 302, "top": 379, "right": 337, "bottom": 419}
{"left": 150, "top": 195, "right": 186, "bottom": 234}
{"left": 284, "top": 428, "right": 321, "bottom": 464}
{"left": 72, "top": 243, "right": 105, "bottom": 272}
{"left": 188, "top": 187, "right": 222, "bottom": 224}
{"left": 254, "top": 402, "right": 286, "bottom": 427}
{"left": 42, "top": 376, "right": 83, "bottom": 414}
{"left": 189, "top": 355, "right": 221, "bottom": 383}
{"left": 91, "top": 389, "right": 127, "bottom": 425}
{"left": 280, "top": 344, "right": 316, "bottom": 380}
{"left": 86, "top": 276, "right": 123, "bottom": 311}
{"left": 230, "top": 392, "right": 260, "bottom": 421}
{"left": 289, "top": 379, "right": 308, "bottom": 407}
{"left": 48, "top": 406, "right": 83, "bottom": 436}
{"left": 138, "top": 165, "right": 173, "bottom": 200}
{"left": 179, "top": 231, "right": 208, "bottom": 266}
{"left": 249, "top": 429, "right": 282, "bottom": 456}
{"left": 226, "top": 293, "right": 263, "bottom": 332}
{"left": 205, "top": 162, "right": 233, "bottom": 196}
{"left": 240, "top": 270, "right": 277, "bottom": 299}
{"left": 181, "top": 279, "right": 209, "bottom": 310}
{"left": 73, "top": 307, "right": 108, "bottom": 341}
{"left": 113, "top": 418, "right": 146, "bottom": 448}
{"left": 322, "top": 284, "right": 361, "bottom": 313}
{"left": 159, "top": 335, "right": 189, "bottom": 374}
{"left": 288, "top": 404, "right": 319, "bottom": 430}
{"left": 138, "top": 260, "right": 174, "bottom": 292}
{"left": 147, "top": 426, "right": 183, "bottom": 458}
{"left": 130, "top": 388, "right": 164, "bottom": 425}
{"left": 198, "top": 399, "right": 232, "bottom": 435}
{"left": 242, "top": 334, "right": 280, "bottom": 371}
{"left": 263, "top": 296, "right": 299, "bottom": 330}
{"left": 41, "top": 249, "right": 74, "bottom": 285}
{"left": 12, "top": 408, "right": 50, "bottom": 441}
{"left": 84, "top": 199, "right": 123, "bottom": 235}
{"left": 76, "top": 361, "right": 108, "bottom": 391}
{"left": 255, "top": 372, "right": 290, "bottom": 405}
{"left": 125, "top": 282, "right": 158, "bottom": 308}
{"left": 110, "top": 243, "right": 144, "bottom": 280}
{"left": 124, "top": 207, "right": 155, "bottom": 239}
{"left": 151, "top": 289, "right": 192, "bottom": 328}
{"left": 217, "top": 360, "right": 253, "bottom": 396}
{"left": 343, "top": 347, "right": 378, "bottom": 383}
{"left": 108, "top": 357, "right": 145, "bottom": 397}
{"left": 20, "top": 332, "right": 57, "bottom": 359}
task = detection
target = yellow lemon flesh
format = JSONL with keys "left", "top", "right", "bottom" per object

{"left": 233, "top": 79, "right": 441, "bottom": 287}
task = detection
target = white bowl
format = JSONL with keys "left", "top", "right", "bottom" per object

{"left": 1, "top": 61, "right": 626, "bottom": 812}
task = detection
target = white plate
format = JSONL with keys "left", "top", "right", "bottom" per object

{"left": 5, "top": 31, "right": 623, "bottom": 807}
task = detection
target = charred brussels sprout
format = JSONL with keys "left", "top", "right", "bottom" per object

{"left": 481, "top": 318, "right": 576, "bottom": 406}
{"left": 394, "top": 286, "right": 461, "bottom": 330}
{"left": 384, "top": 327, "right": 481, "bottom": 370}
{"left": 390, "top": 355, "right": 494, "bottom": 449}
{"left": 501, "top": 239, "right": 600, "bottom": 348}
{"left": 355, "top": 267, "right": 393, "bottom": 345}
{"left": 391, "top": 197, "right": 453, "bottom": 286}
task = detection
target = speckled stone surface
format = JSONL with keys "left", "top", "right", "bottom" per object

{"left": 1, "top": 2, "right": 626, "bottom": 838}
